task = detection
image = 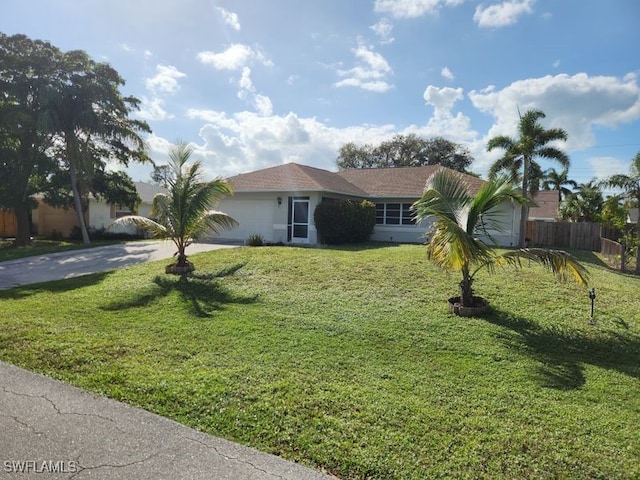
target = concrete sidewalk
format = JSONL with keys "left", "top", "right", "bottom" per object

{"left": 0, "top": 241, "right": 240, "bottom": 290}
{"left": 0, "top": 362, "right": 333, "bottom": 479}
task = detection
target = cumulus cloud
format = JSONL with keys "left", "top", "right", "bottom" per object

{"left": 474, "top": 0, "right": 535, "bottom": 28}
{"left": 370, "top": 18, "right": 395, "bottom": 44}
{"left": 197, "top": 44, "right": 273, "bottom": 71}
{"left": 335, "top": 42, "right": 393, "bottom": 92}
{"left": 469, "top": 72, "right": 640, "bottom": 151}
{"left": 420, "top": 85, "right": 477, "bottom": 143}
{"left": 441, "top": 66, "right": 455, "bottom": 81}
{"left": 137, "top": 96, "right": 173, "bottom": 121}
{"left": 374, "top": 0, "right": 465, "bottom": 19}
{"left": 182, "top": 109, "right": 396, "bottom": 176}
{"left": 217, "top": 7, "right": 240, "bottom": 30}
{"left": 235, "top": 67, "right": 273, "bottom": 116}
{"left": 145, "top": 65, "right": 187, "bottom": 94}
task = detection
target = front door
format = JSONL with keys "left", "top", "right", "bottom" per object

{"left": 290, "top": 197, "right": 310, "bottom": 243}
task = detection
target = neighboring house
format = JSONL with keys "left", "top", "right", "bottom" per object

{"left": 628, "top": 207, "right": 639, "bottom": 224}
{"left": 31, "top": 182, "right": 167, "bottom": 237}
{"left": 215, "top": 163, "right": 521, "bottom": 247}
{"left": 528, "top": 191, "right": 560, "bottom": 222}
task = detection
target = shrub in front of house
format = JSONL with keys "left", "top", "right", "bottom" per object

{"left": 314, "top": 199, "right": 376, "bottom": 244}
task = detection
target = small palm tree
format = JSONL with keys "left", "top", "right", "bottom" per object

{"left": 110, "top": 143, "right": 238, "bottom": 273}
{"left": 542, "top": 167, "right": 578, "bottom": 202}
{"left": 413, "top": 170, "right": 589, "bottom": 310}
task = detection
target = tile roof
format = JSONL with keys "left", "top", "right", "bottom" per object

{"left": 226, "top": 162, "right": 486, "bottom": 199}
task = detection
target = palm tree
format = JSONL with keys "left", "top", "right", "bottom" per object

{"left": 109, "top": 143, "right": 238, "bottom": 273}
{"left": 600, "top": 151, "right": 640, "bottom": 273}
{"left": 44, "top": 51, "right": 150, "bottom": 245}
{"left": 558, "top": 180, "right": 603, "bottom": 223}
{"left": 542, "top": 167, "right": 578, "bottom": 202}
{"left": 413, "top": 170, "right": 589, "bottom": 310}
{"left": 487, "top": 109, "right": 570, "bottom": 247}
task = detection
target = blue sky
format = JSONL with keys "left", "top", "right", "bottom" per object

{"left": 2, "top": 0, "right": 639, "bottom": 194}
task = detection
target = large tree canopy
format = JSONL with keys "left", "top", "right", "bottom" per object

{"left": 0, "top": 33, "right": 63, "bottom": 245}
{"left": 0, "top": 32, "right": 150, "bottom": 245}
{"left": 336, "top": 134, "right": 474, "bottom": 173}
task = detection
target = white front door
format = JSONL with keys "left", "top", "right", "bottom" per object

{"left": 291, "top": 198, "right": 310, "bottom": 243}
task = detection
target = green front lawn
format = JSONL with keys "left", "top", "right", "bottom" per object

{"left": 0, "top": 244, "right": 638, "bottom": 479}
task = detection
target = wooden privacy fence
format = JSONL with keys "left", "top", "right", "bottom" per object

{"left": 0, "top": 210, "right": 18, "bottom": 237}
{"left": 600, "top": 237, "right": 625, "bottom": 270}
{"left": 525, "top": 221, "right": 605, "bottom": 251}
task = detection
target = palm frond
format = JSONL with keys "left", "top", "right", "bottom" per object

{"left": 107, "top": 215, "right": 167, "bottom": 238}
{"left": 492, "top": 248, "right": 589, "bottom": 285}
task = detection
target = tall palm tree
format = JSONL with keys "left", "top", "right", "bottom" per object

{"left": 600, "top": 151, "right": 640, "bottom": 273}
{"left": 413, "top": 170, "right": 589, "bottom": 310}
{"left": 44, "top": 51, "right": 150, "bottom": 245}
{"left": 487, "top": 109, "right": 570, "bottom": 247}
{"left": 542, "top": 167, "right": 578, "bottom": 202}
{"left": 109, "top": 143, "right": 238, "bottom": 273}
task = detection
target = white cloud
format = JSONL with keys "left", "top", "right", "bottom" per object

{"left": 370, "top": 18, "right": 395, "bottom": 44}
{"left": 441, "top": 66, "right": 455, "bottom": 81}
{"left": 469, "top": 72, "right": 640, "bottom": 151}
{"left": 145, "top": 65, "right": 186, "bottom": 94}
{"left": 217, "top": 7, "right": 240, "bottom": 31}
{"left": 236, "top": 67, "right": 273, "bottom": 116}
{"left": 137, "top": 97, "right": 173, "bottom": 121}
{"left": 374, "top": 0, "right": 465, "bottom": 19}
{"left": 197, "top": 44, "right": 273, "bottom": 71}
{"left": 335, "top": 42, "right": 393, "bottom": 92}
{"left": 474, "top": 0, "right": 535, "bottom": 28}
{"left": 589, "top": 156, "right": 629, "bottom": 181}
{"left": 182, "top": 109, "right": 396, "bottom": 176}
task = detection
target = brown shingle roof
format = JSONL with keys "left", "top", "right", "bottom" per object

{"left": 528, "top": 191, "right": 560, "bottom": 220}
{"left": 226, "top": 163, "right": 486, "bottom": 198}
{"left": 226, "top": 163, "right": 367, "bottom": 196}
{"left": 337, "top": 165, "right": 485, "bottom": 198}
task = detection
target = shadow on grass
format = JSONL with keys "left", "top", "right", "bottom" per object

{"left": 101, "top": 262, "right": 256, "bottom": 318}
{"left": 320, "top": 241, "right": 405, "bottom": 252}
{"left": 0, "top": 271, "right": 115, "bottom": 299}
{"left": 485, "top": 308, "right": 640, "bottom": 390}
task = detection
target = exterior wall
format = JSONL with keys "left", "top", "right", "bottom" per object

{"left": 216, "top": 193, "right": 519, "bottom": 247}
{"left": 474, "top": 200, "right": 521, "bottom": 247}
{"left": 216, "top": 191, "right": 323, "bottom": 244}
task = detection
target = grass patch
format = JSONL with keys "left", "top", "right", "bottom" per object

{"left": 0, "top": 244, "right": 638, "bottom": 479}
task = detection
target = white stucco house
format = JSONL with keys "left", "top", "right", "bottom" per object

{"left": 214, "top": 163, "right": 522, "bottom": 247}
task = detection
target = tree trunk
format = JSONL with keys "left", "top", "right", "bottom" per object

{"left": 459, "top": 265, "right": 474, "bottom": 307}
{"left": 519, "top": 155, "right": 530, "bottom": 248}
{"left": 13, "top": 204, "right": 32, "bottom": 246}
{"left": 68, "top": 157, "right": 91, "bottom": 245}
{"left": 66, "top": 135, "right": 91, "bottom": 245}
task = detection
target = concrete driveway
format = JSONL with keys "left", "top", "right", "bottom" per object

{"left": 0, "top": 240, "right": 240, "bottom": 290}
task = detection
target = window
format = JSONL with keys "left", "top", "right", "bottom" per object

{"left": 375, "top": 203, "right": 415, "bottom": 225}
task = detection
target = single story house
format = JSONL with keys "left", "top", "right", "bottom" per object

{"left": 528, "top": 190, "right": 561, "bottom": 222}
{"left": 31, "top": 182, "right": 167, "bottom": 238}
{"left": 215, "top": 163, "right": 522, "bottom": 247}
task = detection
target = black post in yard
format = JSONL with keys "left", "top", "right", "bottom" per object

{"left": 589, "top": 288, "right": 596, "bottom": 321}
